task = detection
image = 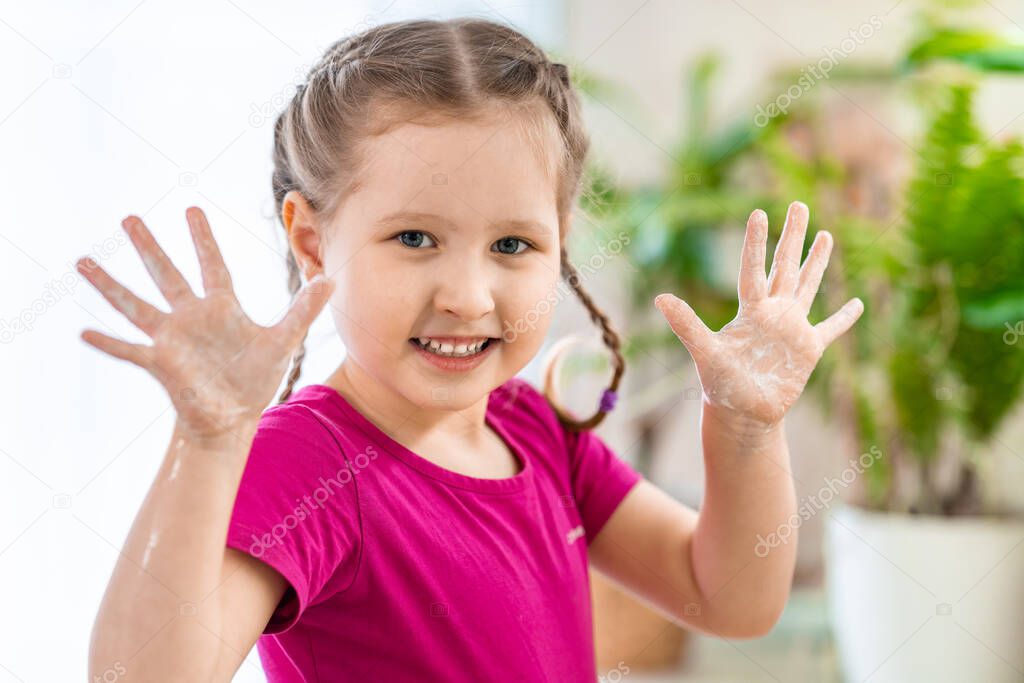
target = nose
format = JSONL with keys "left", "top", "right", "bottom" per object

{"left": 432, "top": 255, "right": 495, "bottom": 322}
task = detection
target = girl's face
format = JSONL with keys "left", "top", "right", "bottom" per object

{"left": 319, "top": 110, "right": 563, "bottom": 413}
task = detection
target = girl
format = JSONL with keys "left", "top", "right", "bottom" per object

{"left": 81, "top": 17, "right": 863, "bottom": 682}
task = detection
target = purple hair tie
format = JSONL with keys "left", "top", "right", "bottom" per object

{"left": 599, "top": 388, "right": 618, "bottom": 413}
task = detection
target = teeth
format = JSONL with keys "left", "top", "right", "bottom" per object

{"left": 416, "top": 338, "right": 490, "bottom": 357}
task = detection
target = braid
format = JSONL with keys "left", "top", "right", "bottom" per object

{"left": 277, "top": 338, "right": 307, "bottom": 404}
{"left": 541, "top": 245, "right": 626, "bottom": 432}
{"left": 275, "top": 249, "right": 307, "bottom": 404}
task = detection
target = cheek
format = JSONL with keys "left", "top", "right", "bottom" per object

{"left": 324, "top": 249, "right": 417, "bottom": 349}
{"left": 499, "top": 264, "right": 560, "bottom": 345}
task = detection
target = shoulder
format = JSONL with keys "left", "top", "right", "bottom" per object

{"left": 258, "top": 384, "right": 345, "bottom": 435}
{"left": 490, "top": 376, "right": 600, "bottom": 460}
{"left": 490, "top": 376, "right": 566, "bottom": 440}
{"left": 489, "top": 376, "right": 592, "bottom": 475}
{"left": 232, "top": 386, "right": 364, "bottom": 547}
{"left": 492, "top": 377, "right": 642, "bottom": 541}
{"left": 256, "top": 383, "right": 369, "bottom": 448}
{"left": 240, "top": 385, "right": 362, "bottom": 487}
{"left": 229, "top": 387, "right": 364, "bottom": 631}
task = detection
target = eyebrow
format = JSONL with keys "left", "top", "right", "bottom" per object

{"left": 375, "top": 211, "right": 554, "bottom": 237}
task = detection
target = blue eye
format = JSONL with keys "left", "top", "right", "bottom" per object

{"left": 492, "top": 236, "right": 531, "bottom": 255}
{"left": 393, "top": 231, "right": 533, "bottom": 255}
{"left": 395, "top": 231, "right": 436, "bottom": 249}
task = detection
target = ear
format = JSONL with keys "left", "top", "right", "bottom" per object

{"left": 282, "top": 190, "right": 323, "bottom": 280}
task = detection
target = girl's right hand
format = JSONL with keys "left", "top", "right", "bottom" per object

{"left": 77, "top": 206, "right": 334, "bottom": 440}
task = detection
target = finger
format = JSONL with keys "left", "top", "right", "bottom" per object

{"left": 123, "top": 215, "right": 197, "bottom": 306}
{"left": 814, "top": 297, "right": 864, "bottom": 347}
{"left": 80, "top": 328, "right": 154, "bottom": 370}
{"left": 185, "top": 207, "right": 233, "bottom": 294}
{"left": 655, "top": 293, "right": 715, "bottom": 363}
{"left": 767, "top": 201, "right": 809, "bottom": 298}
{"left": 794, "top": 230, "right": 833, "bottom": 314}
{"left": 76, "top": 257, "right": 164, "bottom": 336}
{"left": 738, "top": 209, "right": 769, "bottom": 304}
{"left": 271, "top": 275, "right": 336, "bottom": 351}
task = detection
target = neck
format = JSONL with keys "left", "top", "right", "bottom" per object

{"left": 324, "top": 358, "right": 491, "bottom": 444}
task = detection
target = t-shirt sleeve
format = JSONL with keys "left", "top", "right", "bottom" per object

{"left": 563, "top": 420, "right": 644, "bottom": 545}
{"left": 226, "top": 403, "right": 361, "bottom": 634}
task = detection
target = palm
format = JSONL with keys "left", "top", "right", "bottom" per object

{"left": 143, "top": 291, "right": 286, "bottom": 430}
{"left": 77, "top": 207, "right": 334, "bottom": 439}
{"left": 655, "top": 201, "right": 864, "bottom": 428}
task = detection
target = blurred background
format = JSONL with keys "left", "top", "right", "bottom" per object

{"left": 2, "top": 0, "right": 1024, "bottom": 681}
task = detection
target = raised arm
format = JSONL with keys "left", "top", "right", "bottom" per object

{"left": 590, "top": 201, "right": 863, "bottom": 639}
{"left": 80, "top": 208, "right": 333, "bottom": 680}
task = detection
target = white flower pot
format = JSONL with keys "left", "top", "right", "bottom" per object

{"left": 825, "top": 502, "right": 1024, "bottom": 683}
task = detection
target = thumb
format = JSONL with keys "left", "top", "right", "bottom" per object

{"left": 655, "top": 293, "right": 714, "bottom": 361}
{"left": 273, "top": 274, "right": 336, "bottom": 350}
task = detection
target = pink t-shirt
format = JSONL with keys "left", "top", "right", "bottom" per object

{"left": 226, "top": 377, "right": 642, "bottom": 682}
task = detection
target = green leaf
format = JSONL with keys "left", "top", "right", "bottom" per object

{"left": 961, "top": 290, "right": 1024, "bottom": 329}
{"left": 903, "top": 27, "right": 1024, "bottom": 73}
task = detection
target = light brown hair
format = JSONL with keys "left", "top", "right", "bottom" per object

{"left": 271, "top": 17, "right": 623, "bottom": 431}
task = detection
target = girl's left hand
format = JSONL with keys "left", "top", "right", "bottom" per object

{"left": 654, "top": 201, "right": 864, "bottom": 431}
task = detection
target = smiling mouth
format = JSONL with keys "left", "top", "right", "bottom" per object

{"left": 409, "top": 337, "right": 499, "bottom": 358}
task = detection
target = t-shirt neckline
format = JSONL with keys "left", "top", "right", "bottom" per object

{"left": 297, "top": 383, "right": 533, "bottom": 494}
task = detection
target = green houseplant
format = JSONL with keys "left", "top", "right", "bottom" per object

{"left": 570, "top": 5, "right": 1024, "bottom": 679}
{"left": 821, "top": 9, "right": 1024, "bottom": 683}
{"left": 579, "top": 8, "right": 1024, "bottom": 520}
{"left": 849, "top": 31, "right": 1024, "bottom": 515}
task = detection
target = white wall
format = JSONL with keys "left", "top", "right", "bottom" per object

{"left": 0, "top": 2, "right": 562, "bottom": 680}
